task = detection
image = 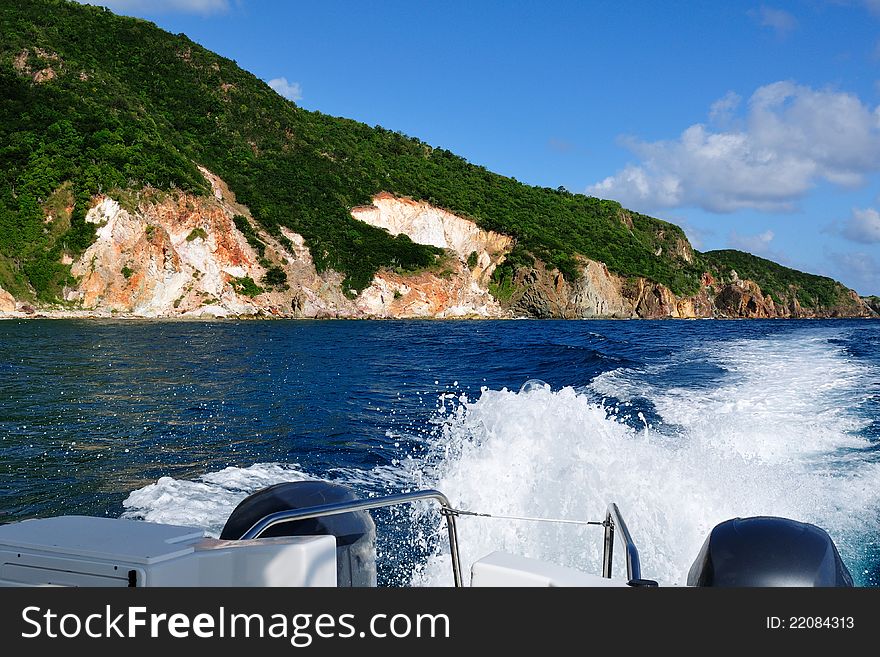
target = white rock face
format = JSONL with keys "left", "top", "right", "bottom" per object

{"left": 353, "top": 266, "right": 503, "bottom": 319}
{"left": 198, "top": 166, "right": 226, "bottom": 201}
{"left": 279, "top": 227, "right": 315, "bottom": 266}
{"left": 85, "top": 197, "right": 122, "bottom": 226}
{"left": 21, "top": 183, "right": 515, "bottom": 320}
{"left": 70, "top": 188, "right": 264, "bottom": 318}
{"left": 280, "top": 203, "right": 511, "bottom": 319}
{"left": 182, "top": 304, "right": 229, "bottom": 318}
{"left": 351, "top": 192, "right": 511, "bottom": 280}
{"left": 349, "top": 193, "right": 512, "bottom": 318}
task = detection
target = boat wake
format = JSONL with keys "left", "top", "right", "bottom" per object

{"left": 123, "top": 328, "right": 880, "bottom": 586}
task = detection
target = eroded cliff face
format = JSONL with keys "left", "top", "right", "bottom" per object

{"left": 507, "top": 258, "right": 703, "bottom": 319}
{"left": 0, "top": 285, "right": 15, "bottom": 313}
{"left": 0, "top": 176, "right": 508, "bottom": 319}
{"left": 352, "top": 193, "right": 512, "bottom": 270}
{"left": 709, "top": 272, "right": 873, "bottom": 319}
{"left": 712, "top": 277, "right": 792, "bottom": 318}
{"left": 0, "top": 177, "right": 873, "bottom": 320}
{"left": 68, "top": 195, "right": 261, "bottom": 317}
{"left": 505, "top": 259, "right": 873, "bottom": 319}
{"left": 349, "top": 193, "right": 508, "bottom": 318}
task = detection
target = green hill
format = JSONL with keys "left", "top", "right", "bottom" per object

{"left": 702, "top": 250, "right": 857, "bottom": 309}
{"left": 0, "top": 0, "right": 868, "bottom": 315}
{"left": 0, "top": 0, "right": 704, "bottom": 303}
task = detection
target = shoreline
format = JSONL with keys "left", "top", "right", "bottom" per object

{"left": 1, "top": 311, "right": 876, "bottom": 321}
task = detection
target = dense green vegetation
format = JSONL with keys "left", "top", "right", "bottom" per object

{"left": 186, "top": 227, "right": 207, "bottom": 242}
{"left": 232, "top": 215, "right": 266, "bottom": 259}
{"left": 262, "top": 265, "right": 288, "bottom": 289}
{"left": 0, "top": 0, "right": 713, "bottom": 302}
{"left": 230, "top": 276, "right": 262, "bottom": 298}
{"left": 2, "top": 1, "right": 866, "bottom": 314}
{"left": 702, "top": 250, "right": 855, "bottom": 308}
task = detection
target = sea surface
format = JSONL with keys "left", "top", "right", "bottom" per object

{"left": 1, "top": 319, "right": 878, "bottom": 586}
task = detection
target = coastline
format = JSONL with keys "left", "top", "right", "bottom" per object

{"left": 2, "top": 310, "right": 876, "bottom": 321}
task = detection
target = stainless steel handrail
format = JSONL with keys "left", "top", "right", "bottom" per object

{"left": 238, "top": 488, "right": 640, "bottom": 587}
{"left": 239, "top": 489, "right": 463, "bottom": 587}
{"left": 602, "top": 502, "right": 642, "bottom": 581}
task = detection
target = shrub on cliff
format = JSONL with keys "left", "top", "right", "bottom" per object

{"left": 231, "top": 276, "right": 262, "bottom": 297}
{"left": 262, "top": 266, "right": 287, "bottom": 288}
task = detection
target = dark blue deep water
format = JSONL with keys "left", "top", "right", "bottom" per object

{"left": 1, "top": 319, "right": 878, "bottom": 585}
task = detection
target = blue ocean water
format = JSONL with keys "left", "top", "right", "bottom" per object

{"left": 1, "top": 319, "right": 878, "bottom": 586}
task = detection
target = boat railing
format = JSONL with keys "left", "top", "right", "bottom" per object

{"left": 239, "top": 489, "right": 463, "bottom": 587}
{"left": 240, "top": 490, "right": 643, "bottom": 587}
{"left": 603, "top": 502, "right": 642, "bottom": 582}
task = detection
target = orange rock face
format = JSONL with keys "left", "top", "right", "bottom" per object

{"left": 57, "top": 183, "right": 507, "bottom": 319}
{"left": 0, "top": 286, "right": 16, "bottom": 313}
{"left": 2, "top": 170, "right": 873, "bottom": 320}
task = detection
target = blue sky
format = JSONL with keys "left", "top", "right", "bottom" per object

{"left": 79, "top": 0, "right": 880, "bottom": 294}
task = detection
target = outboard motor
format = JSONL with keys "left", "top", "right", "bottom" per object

{"left": 221, "top": 481, "right": 376, "bottom": 587}
{"left": 687, "top": 516, "right": 853, "bottom": 587}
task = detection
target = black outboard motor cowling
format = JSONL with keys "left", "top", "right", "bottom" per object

{"left": 221, "top": 481, "right": 376, "bottom": 587}
{"left": 687, "top": 516, "right": 853, "bottom": 587}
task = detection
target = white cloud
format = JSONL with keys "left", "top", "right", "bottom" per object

{"left": 708, "top": 91, "right": 741, "bottom": 125}
{"left": 838, "top": 207, "right": 880, "bottom": 243}
{"left": 75, "top": 0, "right": 231, "bottom": 14}
{"left": 749, "top": 5, "right": 799, "bottom": 36}
{"left": 728, "top": 229, "right": 775, "bottom": 255}
{"left": 827, "top": 250, "right": 880, "bottom": 295}
{"left": 588, "top": 81, "right": 880, "bottom": 214}
{"left": 268, "top": 77, "right": 302, "bottom": 102}
{"left": 668, "top": 216, "right": 714, "bottom": 251}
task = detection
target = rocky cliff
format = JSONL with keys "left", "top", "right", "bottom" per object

{"left": 0, "top": 285, "right": 15, "bottom": 313}
{"left": 0, "top": 171, "right": 874, "bottom": 320}
{"left": 508, "top": 260, "right": 874, "bottom": 319}
{"left": 863, "top": 296, "right": 880, "bottom": 316}
{"left": 0, "top": 173, "right": 507, "bottom": 319}
{"left": 506, "top": 258, "right": 709, "bottom": 319}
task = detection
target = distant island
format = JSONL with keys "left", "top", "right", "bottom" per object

{"left": 0, "top": 0, "right": 875, "bottom": 320}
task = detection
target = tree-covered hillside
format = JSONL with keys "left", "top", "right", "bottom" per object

{"left": 1, "top": 0, "right": 704, "bottom": 302}
{"left": 703, "top": 250, "right": 856, "bottom": 309}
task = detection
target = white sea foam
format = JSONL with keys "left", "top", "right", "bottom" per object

{"left": 591, "top": 331, "right": 872, "bottom": 461}
{"left": 121, "top": 463, "right": 313, "bottom": 535}
{"left": 410, "top": 329, "right": 879, "bottom": 586}
{"left": 122, "top": 328, "right": 879, "bottom": 585}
